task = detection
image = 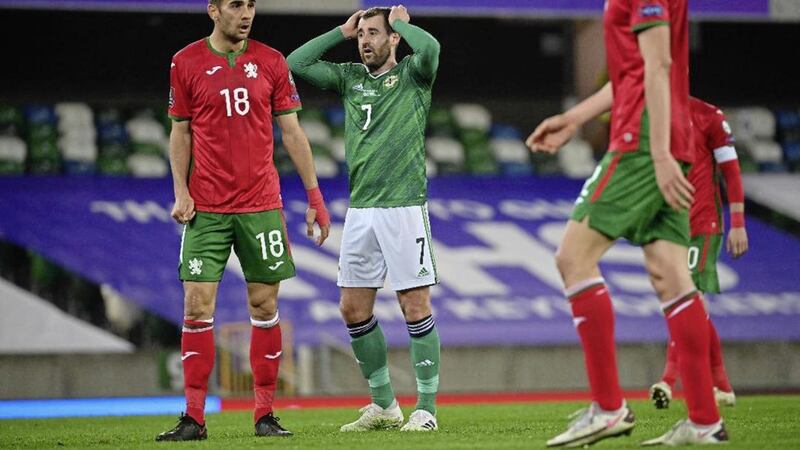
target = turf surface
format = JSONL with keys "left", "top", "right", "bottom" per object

{"left": 1, "top": 395, "right": 797, "bottom": 449}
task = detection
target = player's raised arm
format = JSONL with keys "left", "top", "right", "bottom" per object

{"left": 389, "top": 5, "right": 440, "bottom": 82}
{"left": 526, "top": 82, "right": 613, "bottom": 153}
{"left": 286, "top": 11, "right": 363, "bottom": 92}
{"left": 275, "top": 112, "right": 330, "bottom": 246}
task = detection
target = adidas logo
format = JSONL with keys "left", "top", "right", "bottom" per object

{"left": 415, "top": 359, "right": 435, "bottom": 367}
{"left": 421, "top": 420, "right": 436, "bottom": 430}
{"left": 417, "top": 267, "right": 430, "bottom": 277}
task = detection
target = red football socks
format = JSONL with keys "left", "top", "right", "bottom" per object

{"left": 661, "top": 318, "right": 732, "bottom": 394}
{"left": 708, "top": 320, "right": 733, "bottom": 392}
{"left": 182, "top": 319, "right": 215, "bottom": 425}
{"left": 568, "top": 278, "right": 623, "bottom": 411}
{"left": 664, "top": 293, "right": 720, "bottom": 425}
{"left": 250, "top": 314, "right": 283, "bottom": 422}
{"left": 661, "top": 339, "right": 679, "bottom": 387}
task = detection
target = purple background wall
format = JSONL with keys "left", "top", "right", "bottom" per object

{"left": 2, "top": 176, "right": 798, "bottom": 347}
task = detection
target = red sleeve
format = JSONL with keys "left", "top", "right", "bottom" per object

{"left": 630, "top": 0, "right": 670, "bottom": 33}
{"left": 168, "top": 57, "right": 192, "bottom": 121}
{"left": 706, "top": 109, "right": 736, "bottom": 151}
{"left": 719, "top": 159, "right": 744, "bottom": 204}
{"left": 270, "top": 54, "right": 302, "bottom": 116}
{"left": 707, "top": 109, "right": 743, "bottom": 205}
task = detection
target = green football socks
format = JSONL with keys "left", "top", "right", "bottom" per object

{"left": 408, "top": 315, "right": 440, "bottom": 415}
{"left": 348, "top": 316, "right": 395, "bottom": 409}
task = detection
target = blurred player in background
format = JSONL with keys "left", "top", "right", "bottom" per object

{"left": 649, "top": 96, "right": 749, "bottom": 410}
{"left": 288, "top": 5, "right": 441, "bottom": 432}
{"left": 527, "top": 0, "right": 729, "bottom": 446}
{"left": 156, "top": 0, "right": 330, "bottom": 441}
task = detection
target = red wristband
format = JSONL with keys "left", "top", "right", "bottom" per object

{"left": 306, "top": 187, "right": 330, "bottom": 227}
{"left": 730, "top": 211, "right": 745, "bottom": 228}
{"left": 307, "top": 187, "right": 324, "bottom": 206}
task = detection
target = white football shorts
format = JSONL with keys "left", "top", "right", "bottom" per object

{"left": 337, "top": 204, "right": 438, "bottom": 291}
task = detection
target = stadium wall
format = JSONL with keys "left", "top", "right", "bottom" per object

{"left": 2, "top": 343, "right": 798, "bottom": 399}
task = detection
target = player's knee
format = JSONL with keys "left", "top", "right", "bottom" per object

{"left": 401, "top": 301, "right": 431, "bottom": 322}
{"left": 183, "top": 290, "right": 213, "bottom": 319}
{"left": 398, "top": 290, "right": 432, "bottom": 322}
{"left": 554, "top": 247, "right": 580, "bottom": 280}
{"left": 646, "top": 261, "right": 689, "bottom": 301}
{"left": 339, "top": 298, "right": 369, "bottom": 323}
{"left": 249, "top": 299, "right": 277, "bottom": 321}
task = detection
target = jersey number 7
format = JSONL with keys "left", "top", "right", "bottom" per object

{"left": 361, "top": 104, "right": 372, "bottom": 130}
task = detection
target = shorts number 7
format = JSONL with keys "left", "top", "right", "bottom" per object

{"left": 415, "top": 237, "right": 425, "bottom": 265}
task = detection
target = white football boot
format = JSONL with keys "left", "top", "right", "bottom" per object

{"left": 641, "top": 419, "right": 729, "bottom": 446}
{"left": 401, "top": 409, "right": 438, "bottom": 431}
{"left": 339, "top": 400, "right": 404, "bottom": 432}
{"left": 546, "top": 401, "right": 636, "bottom": 447}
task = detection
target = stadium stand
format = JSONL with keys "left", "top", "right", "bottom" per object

{"left": 3, "top": 100, "right": 799, "bottom": 180}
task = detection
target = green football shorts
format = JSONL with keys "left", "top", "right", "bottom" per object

{"left": 179, "top": 209, "right": 295, "bottom": 283}
{"left": 688, "top": 233, "right": 723, "bottom": 294}
{"left": 571, "top": 146, "right": 690, "bottom": 247}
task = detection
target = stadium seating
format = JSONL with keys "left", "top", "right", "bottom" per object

{"left": 0, "top": 135, "right": 26, "bottom": 175}
{"left": 776, "top": 108, "right": 800, "bottom": 171}
{"left": 557, "top": 137, "right": 596, "bottom": 178}
{"left": 490, "top": 137, "right": 532, "bottom": 176}
{"left": 729, "top": 106, "right": 788, "bottom": 172}
{"left": 427, "top": 136, "right": 466, "bottom": 174}
{"left": 1, "top": 101, "right": 798, "bottom": 178}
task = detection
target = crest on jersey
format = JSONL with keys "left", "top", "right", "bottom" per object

{"left": 383, "top": 75, "right": 399, "bottom": 88}
{"left": 244, "top": 62, "right": 258, "bottom": 79}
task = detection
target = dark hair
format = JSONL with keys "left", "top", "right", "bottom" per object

{"left": 361, "top": 7, "right": 394, "bottom": 34}
{"left": 208, "top": 0, "right": 222, "bottom": 6}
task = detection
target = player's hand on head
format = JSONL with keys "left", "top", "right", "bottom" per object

{"left": 726, "top": 227, "right": 748, "bottom": 258}
{"left": 171, "top": 192, "right": 196, "bottom": 225}
{"left": 341, "top": 10, "right": 364, "bottom": 39}
{"left": 525, "top": 114, "right": 576, "bottom": 154}
{"left": 389, "top": 5, "right": 410, "bottom": 24}
{"left": 653, "top": 156, "right": 695, "bottom": 211}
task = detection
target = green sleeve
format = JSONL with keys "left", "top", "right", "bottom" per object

{"left": 392, "top": 20, "right": 440, "bottom": 84}
{"left": 286, "top": 27, "right": 348, "bottom": 93}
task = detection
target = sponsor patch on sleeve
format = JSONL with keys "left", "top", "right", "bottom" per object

{"left": 640, "top": 3, "right": 664, "bottom": 18}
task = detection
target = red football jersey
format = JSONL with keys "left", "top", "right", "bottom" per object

{"left": 688, "top": 97, "right": 736, "bottom": 236}
{"left": 169, "top": 38, "right": 301, "bottom": 213}
{"left": 604, "top": 0, "right": 693, "bottom": 162}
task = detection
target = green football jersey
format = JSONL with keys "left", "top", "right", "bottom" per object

{"left": 288, "top": 22, "right": 440, "bottom": 208}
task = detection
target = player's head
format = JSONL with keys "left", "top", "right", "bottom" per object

{"left": 357, "top": 7, "right": 400, "bottom": 71}
{"left": 208, "top": 0, "right": 255, "bottom": 43}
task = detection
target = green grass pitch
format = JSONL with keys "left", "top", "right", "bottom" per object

{"left": 1, "top": 395, "right": 797, "bottom": 449}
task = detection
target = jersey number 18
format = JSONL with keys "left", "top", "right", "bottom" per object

{"left": 220, "top": 88, "right": 250, "bottom": 117}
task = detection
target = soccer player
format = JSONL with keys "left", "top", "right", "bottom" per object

{"left": 649, "top": 96, "right": 748, "bottom": 410}
{"left": 156, "top": 0, "right": 331, "bottom": 441}
{"left": 526, "top": 0, "right": 729, "bottom": 446}
{"left": 287, "top": 5, "right": 441, "bottom": 432}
